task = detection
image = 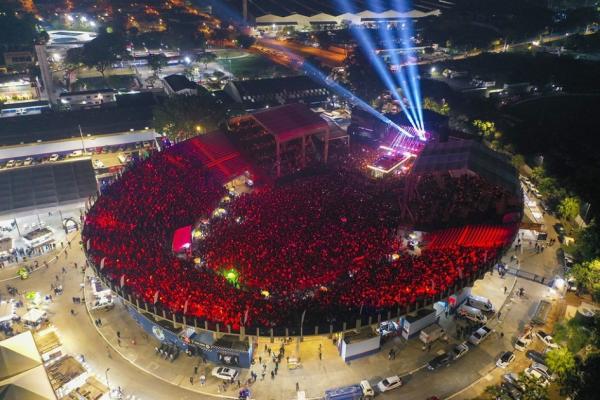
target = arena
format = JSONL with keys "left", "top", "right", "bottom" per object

{"left": 82, "top": 104, "right": 521, "bottom": 337}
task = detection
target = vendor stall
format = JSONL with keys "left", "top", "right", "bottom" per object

{"left": 22, "top": 308, "right": 47, "bottom": 330}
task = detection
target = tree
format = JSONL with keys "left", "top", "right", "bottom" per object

{"left": 562, "top": 353, "right": 600, "bottom": 400}
{"left": 545, "top": 348, "right": 576, "bottom": 382}
{"left": 511, "top": 154, "right": 526, "bottom": 169}
{"left": 570, "top": 259, "right": 600, "bottom": 300}
{"left": 152, "top": 94, "right": 224, "bottom": 142}
{"left": 558, "top": 196, "right": 580, "bottom": 221}
{"left": 574, "top": 224, "right": 600, "bottom": 261}
{"left": 148, "top": 54, "right": 167, "bottom": 77}
{"left": 345, "top": 49, "right": 386, "bottom": 103}
{"left": 81, "top": 32, "right": 127, "bottom": 80}
{"left": 423, "top": 97, "right": 450, "bottom": 116}
{"left": 64, "top": 47, "right": 84, "bottom": 91}
{"left": 518, "top": 373, "right": 549, "bottom": 400}
{"left": 196, "top": 52, "right": 217, "bottom": 70}
{"left": 236, "top": 34, "right": 255, "bottom": 49}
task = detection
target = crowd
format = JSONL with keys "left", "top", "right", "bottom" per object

{"left": 83, "top": 139, "right": 517, "bottom": 330}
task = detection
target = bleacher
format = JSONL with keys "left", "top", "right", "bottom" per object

{"left": 425, "top": 225, "right": 517, "bottom": 250}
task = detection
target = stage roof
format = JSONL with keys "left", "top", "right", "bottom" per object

{"left": 251, "top": 103, "right": 329, "bottom": 143}
{"left": 187, "top": 132, "right": 251, "bottom": 183}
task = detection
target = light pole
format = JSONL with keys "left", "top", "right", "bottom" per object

{"left": 78, "top": 124, "right": 87, "bottom": 154}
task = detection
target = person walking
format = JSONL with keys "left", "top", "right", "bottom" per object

{"left": 190, "top": 376, "right": 193, "bottom": 385}
{"left": 116, "top": 331, "right": 121, "bottom": 338}
{"left": 296, "top": 382, "right": 300, "bottom": 391}
{"left": 504, "top": 286, "right": 507, "bottom": 294}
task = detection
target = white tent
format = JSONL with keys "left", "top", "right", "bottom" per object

{"left": 0, "top": 303, "right": 15, "bottom": 324}
{"left": 22, "top": 309, "right": 46, "bottom": 326}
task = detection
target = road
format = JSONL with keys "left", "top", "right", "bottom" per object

{"left": 254, "top": 38, "right": 346, "bottom": 68}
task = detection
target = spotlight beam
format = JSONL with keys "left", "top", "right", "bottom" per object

{"left": 393, "top": 0, "right": 424, "bottom": 132}
{"left": 375, "top": 20, "right": 422, "bottom": 131}
{"left": 335, "top": 0, "right": 419, "bottom": 133}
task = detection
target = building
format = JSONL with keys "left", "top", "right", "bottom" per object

{"left": 0, "top": 74, "right": 39, "bottom": 104}
{"left": 224, "top": 75, "right": 330, "bottom": 110}
{"left": 1, "top": 100, "right": 50, "bottom": 118}
{"left": 2, "top": 51, "right": 35, "bottom": 69}
{"left": 59, "top": 89, "right": 117, "bottom": 110}
{"left": 255, "top": 9, "right": 441, "bottom": 32}
{"left": 162, "top": 74, "right": 199, "bottom": 96}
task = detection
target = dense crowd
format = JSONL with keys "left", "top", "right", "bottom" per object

{"left": 83, "top": 139, "right": 517, "bottom": 329}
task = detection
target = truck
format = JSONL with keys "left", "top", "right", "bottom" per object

{"left": 419, "top": 324, "right": 447, "bottom": 344}
{"left": 324, "top": 381, "right": 374, "bottom": 400}
{"left": 457, "top": 304, "right": 487, "bottom": 323}
{"left": 467, "top": 295, "right": 495, "bottom": 312}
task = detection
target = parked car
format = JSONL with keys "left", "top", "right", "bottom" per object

{"left": 501, "top": 382, "right": 522, "bottom": 400}
{"left": 525, "top": 350, "right": 546, "bottom": 365}
{"left": 50, "top": 154, "right": 60, "bottom": 162}
{"left": 496, "top": 351, "right": 516, "bottom": 368}
{"left": 23, "top": 157, "right": 33, "bottom": 166}
{"left": 524, "top": 366, "right": 549, "bottom": 386}
{"left": 93, "top": 159, "right": 105, "bottom": 169}
{"left": 427, "top": 352, "right": 452, "bottom": 370}
{"left": 502, "top": 373, "right": 525, "bottom": 392}
{"left": 451, "top": 342, "right": 469, "bottom": 360}
{"left": 468, "top": 326, "right": 493, "bottom": 345}
{"left": 531, "top": 362, "right": 554, "bottom": 381}
{"left": 536, "top": 331, "right": 559, "bottom": 348}
{"left": 553, "top": 223, "right": 566, "bottom": 236}
{"left": 211, "top": 367, "right": 238, "bottom": 380}
{"left": 6, "top": 160, "right": 15, "bottom": 168}
{"left": 376, "top": 375, "right": 403, "bottom": 392}
{"left": 70, "top": 150, "right": 83, "bottom": 158}
{"left": 514, "top": 332, "right": 533, "bottom": 351}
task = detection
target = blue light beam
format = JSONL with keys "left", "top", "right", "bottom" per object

{"left": 393, "top": 0, "right": 424, "bottom": 132}
{"left": 334, "top": 0, "right": 420, "bottom": 133}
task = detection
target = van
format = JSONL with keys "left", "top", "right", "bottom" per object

{"left": 457, "top": 304, "right": 487, "bottom": 323}
{"left": 467, "top": 295, "right": 495, "bottom": 312}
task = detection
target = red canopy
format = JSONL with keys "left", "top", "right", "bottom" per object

{"left": 172, "top": 225, "right": 192, "bottom": 253}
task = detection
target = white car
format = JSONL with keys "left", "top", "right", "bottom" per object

{"left": 524, "top": 366, "right": 549, "bottom": 386}
{"left": 211, "top": 367, "right": 238, "bottom": 380}
{"left": 93, "top": 159, "right": 105, "bottom": 169}
{"left": 50, "top": 154, "right": 60, "bottom": 162}
{"left": 376, "top": 375, "right": 403, "bottom": 392}
{"left": 531, "top": 362, "right": 554, "bottom": 381}
{"left": 536, "top": 331, "right": 559, "bottom": 348}
{"left": 6, "top": 160, "right": 15, "bottom": 168}
{"left": 496, "top": 351, "right": 516, "bottom": 368}
{"left": 451, "top": 342, "right": 469, "bottom": 360}
{"left": 468, "top": 326, "right": 493, "bottom": 345}
{"left": 24, "top": 157, "right": 33, "bottom": 166}
{"left": 514, "top": 333, "right": 533, "bottom": 351}
{"left": 70, "top": 150, "right": 83, "bottom": 158}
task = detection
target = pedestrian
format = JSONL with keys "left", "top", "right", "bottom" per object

{"left": 98, "top": 318, "right": 102, "bottom": 326}
{"left": 498, "top": 311, "right": 502, "bottom": 320}
{"left": 264, "top": 344, "right": 267, "bottom": 352}
{"left": 117, "top": 339, "right": 121, "bottom": 347}
{"left": 81, "top": 354, "right": 85, "bottom": 362}
{"left": 259, "top": 356, "right": 262, "bottom": 364}
{"left": 190, "top": 376, "right": 194, "bottom": 385}
{"left": 194, "top": 365, "right": 198, "bottom": 374}
{"left": 319, "top": 350, "right": 322, "bottom": 360}
{"left": 237, "top": 380, "right": 241, "bottom": 388}
{"left": 504, "top": 286, "right": 507, "bottom": 294}
{"left": 261, "top": 371, "right": 265, "bottom": 381}
{"left": 427, "top": 343, "right": 432, "bottom": 352}
{"left": 296, "top": 382, "right": 300, "bottom": 391}
{"left": 271, "top": 371, "right": 275, "bottom": 380}
{"left": 117, "top": 331, "right": 121, "bottom": 338}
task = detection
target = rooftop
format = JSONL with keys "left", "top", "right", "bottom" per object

{"left": 251, "top": 103, "right": 329, "bottom": 143}
{"left": 163, "top": 74, "right": 198, "bottom": 92}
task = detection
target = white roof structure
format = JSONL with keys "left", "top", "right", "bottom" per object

{"left": 0, "top": 331, "right": 43, "bottom": 380}
{"left": 0, "top": 365, "right": 57, "bottom": 400}
{"left": 0, "top": 303, "right": 15, "bottom": 323}
{"left": 255, "top": 8, "right": 441, "bottom": 27}
{"left": 22, "top": 309, "right": 46, "bottom": 324}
